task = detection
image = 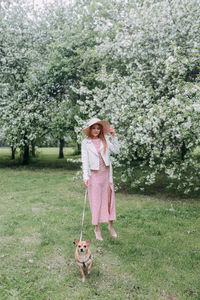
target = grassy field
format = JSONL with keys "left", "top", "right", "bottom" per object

{"left": 0, "top": 148, "right": 200, "bottom": 299}
{"left": 0, "top": 147, "right": 80, "bottom": 169}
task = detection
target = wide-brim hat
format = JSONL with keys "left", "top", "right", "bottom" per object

{"left": 82, "top": 117, "right": 110, "bottom": 136}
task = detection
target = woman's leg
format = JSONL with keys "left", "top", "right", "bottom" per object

{"left": 108, "top": 220, "right": 117, "bottom": 238}
{"left": 94, "top": 224, "right": 103, "bottom": 241}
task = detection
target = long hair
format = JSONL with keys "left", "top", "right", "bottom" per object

{"left": 89, "top": 123, "right": 107, "bottom": 154}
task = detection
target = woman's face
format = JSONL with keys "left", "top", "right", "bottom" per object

{"left": 90, "top": 124, "right": 101, "bottom": 138}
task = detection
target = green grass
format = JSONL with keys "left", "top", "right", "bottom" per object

{"left": 0, "top": 147, "right": 81, "bottom": 169}
{"left": 0, "top": 148, "right": 200, "bottom": 299}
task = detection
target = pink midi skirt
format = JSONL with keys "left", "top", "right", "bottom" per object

{"left": 88, "top": 155, "right": 116, "bottom": 225}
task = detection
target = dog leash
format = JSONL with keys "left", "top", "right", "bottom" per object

{"left": 80, "top": 188, "right": 88, "bottom": 242}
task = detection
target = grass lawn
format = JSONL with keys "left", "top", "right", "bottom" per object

{"left": 0, "top": 147, "right": 80, "bottom": 169}
{"left": 0, "top": 148, "right": 200, "bottom": 299}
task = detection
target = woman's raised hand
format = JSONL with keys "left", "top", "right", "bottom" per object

{"left": 84, "top": 180, "right": 88, "bottom": 187}
{"left": 109, "top": 126, "right": 115, "bottom": 137}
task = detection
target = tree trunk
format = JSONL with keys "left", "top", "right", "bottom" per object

{"left": 181, "top": 141, "right": 187, "bottom": 161}
{"left": 31, "top": 141, "right": 36, "bottom": 157}
{"left": 58, "top": 139, "right": 65, "bottom": 159}
{"left": 76, "top": 142, "right": 81, "bottom": 155}
{"left": 11, "top": 147, "right": 16, "bottom": 160}
{"left": 23, "top": 145, "right": 30, "bottom": 165}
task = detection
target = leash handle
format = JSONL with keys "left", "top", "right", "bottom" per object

{"left": 80, "top": 188, "right": 88, "bottom": 242}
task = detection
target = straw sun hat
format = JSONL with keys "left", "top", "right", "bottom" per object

{"left": 82, "top": 118, "right": 110, "bottom": 136}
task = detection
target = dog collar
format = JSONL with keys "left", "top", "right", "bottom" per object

{"left": 76, "top": 254, "right": 92, "bottom": 268}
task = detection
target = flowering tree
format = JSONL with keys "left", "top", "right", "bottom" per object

{"left": 0, "top": 0, "right": 38, "bottom": 162}
{"left": 0, "top": 0, "right": 72, "bottom": 162}
{"left": 1, "top": 0, "right": 200, "bottom": 195}
{"left": 75, "top": 0, "right": 200, "bottom": 193}
{"left": 44, "top": 0, "right": 109, "bottom": 155}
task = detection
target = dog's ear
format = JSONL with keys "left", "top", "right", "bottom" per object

{"left": 74, "top": 239, "right": 79, "bottom": 246}
{"left": 86, "top": 239, "right": 91, "bottom": 246}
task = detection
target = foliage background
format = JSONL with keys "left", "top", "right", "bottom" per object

{"left": 0, "top": 0, "right": 200, "bottom": 193}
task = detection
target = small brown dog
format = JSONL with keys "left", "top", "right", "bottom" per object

{"left": 74, "top": 239, "right": 93, "bottom": 282}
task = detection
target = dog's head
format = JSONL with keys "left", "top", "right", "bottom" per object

{"left": 74, "top": 239, "right": 91, "bottom": 254}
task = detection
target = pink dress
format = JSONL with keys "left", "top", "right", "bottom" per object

{"left": 88, "top": 139, "right": 116, "bottom": 225}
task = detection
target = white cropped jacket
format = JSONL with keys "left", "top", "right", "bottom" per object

{"left": 81, "top": 136, "right": 120, "bottom": 183}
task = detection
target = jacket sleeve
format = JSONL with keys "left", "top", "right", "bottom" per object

{"left": 81, "top": 140, "right": 89, "bottom": 180}
{"left": 106, "top": 136, "right": 120, "bottom": 154}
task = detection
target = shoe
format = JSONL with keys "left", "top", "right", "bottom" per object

{"left": 94, "top": 229, "right": 103, "bottom": 241}
{"left": 108, "top": 226, "right": 117, "bottom": 238}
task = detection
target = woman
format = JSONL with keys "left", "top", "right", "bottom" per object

{"left": 81, "top": 117, "right": 120, "bottom": 241}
